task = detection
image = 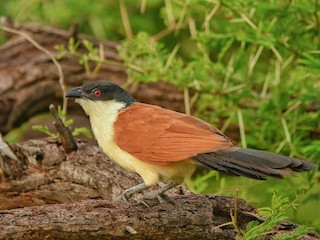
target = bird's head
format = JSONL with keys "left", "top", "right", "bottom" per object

{"left": 65, "top": 82, "right": 136, "bottom": 116}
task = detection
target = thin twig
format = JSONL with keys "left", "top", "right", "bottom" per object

{"left": 120, "top": 0, "right": 133, "bottom": 38}
{"left": 240, "top": 12, "right": 258, "bottom": 30}
{"left": 281, "top": 117, "right": 293, "bottom": 153}
{"left": 212, "top": 221, "right": 233, "bottom": 230}
{"left": 0, "top": 25, "right": 67, "bottom": 116}
{"left": 151, "top": 24, "right": 183, "bottom": 43}
{"left": 248, "top": 45, "right": 264, "bottom": 78}
{"left": 314, "top": 0, "right": 319, "bottom": 33}
{"left": 230, "top": 189, "right": 243, "bottom": 239}
{"left": 270, "top": 45, "right": 283, "bottom": 62}
{"left": 125, "top": 226, "right": 137, "bottom": 235}
{"left": 165, "top": 0, "right": 175, "bottom": 26}
{"left": 140, "top": 0, "right": 147, "bottom": 14}
{"left": 188, "top": 18, "right": 197, "bottom": 37}
{"left": 175, "top": 0, "right": 190, "bottom": 35}
{"left": 184, "top": 87, "right": 191, "bottom": 115}
{"left": 237, "top": 109, "right": 247, "bottom": 148}
{"left": 164, "top": 43, "right": 180, "bottom": 70}
{"left": 274, "top": 58, "right": 281, "bottom": 85}
{"left": 204, "top": 2, "right": 220, "bottom": 32}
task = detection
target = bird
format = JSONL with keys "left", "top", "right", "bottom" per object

{"left": 66, "top": 82, "right": 316, "bottom": 201}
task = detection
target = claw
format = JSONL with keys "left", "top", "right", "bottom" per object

{"left": 118, "top": 191, "right": 129, "bottom": 202}
{"left": 137, "top": 199, "right": 151, "bottom": 211}
{"left": 143, "top": 192, "right": 174, "bottom": 204}
{"left": 142, "top": 181, "right": 178, "bottom": 204}
{"left": 143, "top": 192, "right": 163, "bottom": 202}
{"left": 117, "top": 183, "right": 150, "bottom": 202}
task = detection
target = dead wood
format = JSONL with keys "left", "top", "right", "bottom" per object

{"left": 0, "top": 137, "right": 318, "bottom": 240}
{"left": 0, "top": 19, "right": 185, "bottom": 134}
{"left": 49, "top": 104, "right": 77, "bottom": 153}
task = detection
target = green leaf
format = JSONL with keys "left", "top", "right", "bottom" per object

{"left": 72, "top": 127, "right": 92, "bottom": 138}
{"left": 32, "top": 125, "right": 58, "bottom": 138}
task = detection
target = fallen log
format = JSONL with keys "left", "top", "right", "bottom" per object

{"left": 0, "top": 195, "right": 257, "bottom": 240}
{"left": 0, "top": 137, "right": 318, "bottom": 240}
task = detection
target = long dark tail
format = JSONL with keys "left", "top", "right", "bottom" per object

{"left": 193, "top": 148, "right": 316, "bottom": 180}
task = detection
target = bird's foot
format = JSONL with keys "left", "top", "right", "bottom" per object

{"left": 142, "top": 192, "right": 175, "bottom": 204}
{"left": 143, "top": 192, "right": 166, "bottom": 204}
{"left": 117, "top": 183, "right": 150, "bottom": 203}
{"left": 136, "top": 199, "right": 151, "bottom": 211}
{"left": 117, "top": 191, "right": 152, "bottom": 210}
{"left": 142, "top": 181, "right": 177, "bottom": 204}
{"left": 117, "top": 191, "right": 130, "bottom": 203}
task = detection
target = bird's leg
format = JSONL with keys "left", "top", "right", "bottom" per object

{"left": 143, "top": 181, "right": 178, "bottom": 203}
{"left": 119, "top": 183, "right": 150, "bottom": 202}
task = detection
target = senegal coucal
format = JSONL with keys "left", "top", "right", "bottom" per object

{"left": 66, "top": 82, "right": 315, "bottom": 200}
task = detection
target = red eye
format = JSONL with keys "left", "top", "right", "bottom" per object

{"left": 93, "top": 89, "right": 102, "bottom": 97}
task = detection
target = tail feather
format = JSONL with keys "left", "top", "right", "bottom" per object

{"left": 193, "top": 148, "right": 316, "bottom": 180}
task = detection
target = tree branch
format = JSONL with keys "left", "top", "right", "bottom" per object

{"left": 0, "top": 138, "right": 318, "bottom": 239}
{"left": 49, "top": 104, "right": 77, "bottom": 153}
{"left": 0, "top": 195, "right": 259, "bottom": 240}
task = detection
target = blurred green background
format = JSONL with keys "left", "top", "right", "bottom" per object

{"left": 1, "top": 0, "right": 319, "bottom": 233}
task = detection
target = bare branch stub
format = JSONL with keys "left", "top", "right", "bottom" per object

{"left": 49, "top": 104, "right": 77, "bottom": 153}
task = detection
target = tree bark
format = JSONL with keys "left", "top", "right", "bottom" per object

{"left": 0, "top": 137, "right": 319, "bottom": 240}
{"left": 0, "top": 195, "right": 258, "bottom": 240}
{"left": 0, "top": 19, "right": 185, "bottom": 135}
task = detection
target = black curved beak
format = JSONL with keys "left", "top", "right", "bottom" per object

{"left": 65, "top": 86, "right": 84, "bottom": 98}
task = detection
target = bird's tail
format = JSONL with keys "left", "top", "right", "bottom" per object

{"left": 193, "top": 148, "right": 316, "bottom": 180}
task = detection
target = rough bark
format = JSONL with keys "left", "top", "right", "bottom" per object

{"left": 0, "top": 138, "right": 319, "bottom": 240}
{"left": 0, "top": 196, "right": 262, "bottom": 240}
{"left": 0, "top": 19, "right": 185, "bottom": 134}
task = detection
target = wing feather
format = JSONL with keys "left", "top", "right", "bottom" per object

{"left": 114, "top": 103, "right": 235, "bottom": 165}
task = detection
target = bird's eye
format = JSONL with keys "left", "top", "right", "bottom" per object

{"left": 93, "top": 89, "right": 102, "bottom": 97}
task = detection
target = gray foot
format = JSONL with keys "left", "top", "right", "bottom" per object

{"left": 118, "top": 183, "right": 150, "bottom": 202}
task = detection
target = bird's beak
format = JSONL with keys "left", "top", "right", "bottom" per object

{"left": 65, "top": 86, "right": 84, "bottom": 98}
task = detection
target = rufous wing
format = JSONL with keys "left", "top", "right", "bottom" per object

{"left": 114, "top": 103, "right": 236, "bottom": 166}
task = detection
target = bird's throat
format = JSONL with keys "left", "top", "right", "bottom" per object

{"left": 75, "top": 99, "right": 126, "bottom": 117}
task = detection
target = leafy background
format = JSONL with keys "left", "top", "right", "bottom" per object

{"left": 1, "top": 0, "right": 319, "bottom": 233}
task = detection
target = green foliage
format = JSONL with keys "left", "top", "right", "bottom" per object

{"left": 55, "top": 38, "right": 123, "bottom": 77}
{"left": 236, "top": 190, "right": 313, "bottom": 240}
{"left": 187, "top": 170, "right": 220, "bottom": 193}
{"left": 32, "top": 105, "right": 92, "bottom": 139}
{"left": 1, "top": 0, "right": 319, "bottom": 232}
{"left": 273, "top": 226, "right": 314, "bottom": 240}
{"left": 32, "top": 125, "right": 59, "bottom": 138}
{"left": 0, "top": 0, "right": 164, "bottom": 40}
{"left": 72, "top": 127, "right": 92, "bottom": 138}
